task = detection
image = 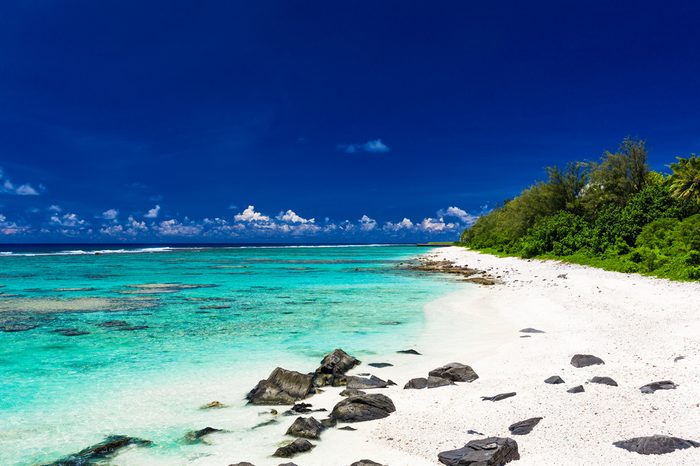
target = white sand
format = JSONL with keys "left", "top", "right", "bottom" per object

{"left": 189, "top": 247, "right": 700, "bottom": 466}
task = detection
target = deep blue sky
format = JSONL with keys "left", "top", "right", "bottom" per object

{"left": 1, "top": 1, "right": 699, "bottom": 242}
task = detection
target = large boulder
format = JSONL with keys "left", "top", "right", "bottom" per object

{"left": 286, "top": 416, "right": 325, "bottom": 439}
{"left": 429, "top": 363, "right": 479, "bottom": 382}
{"left": 330, "top": 394, "right": 396, "bottom": 422}
{"left": 247, "top": 368, "right": 315, "bottom": 405}
{"left": 570, "top": 354, "right": 605, "bottom": 368}
{"left": 438, "top": 437, "right": 520, "bottom": 465}
{"left": 346, "top": 375, "right": 389, "bottom": 389}
{"left": 45, "top": 435, "right": 152, "bottom": 465}
{"left": 405, "top": 376, "right": 454, "bottom": 389}
{"left": 313, "top": 349, "right": 361, "bottom": 387}
{"left": 544, "top": 375, "right": 565, "bottom": 384}
{"left": 613, "top": 435, "right": 700, "bottom": 455}
{"left": 273, "top": 438, "right": 314, "bottom": 458}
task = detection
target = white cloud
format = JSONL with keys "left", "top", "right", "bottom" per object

{"left": 48, "top": 205, "right": 62, "bottom": 212}
{"left": 0, "top": 168, "right": 42, "bottom": 196}
{"left": 437, "top": 206, "right": 478, "bottom": 225}
{"left": 418, "top": 217, "right": 458, "bottom": 232}
{"left": 384, "top": 217, "right": 414, "bottom": 232}
{"left": 338, "top": 139, "right": 390, "bottom": 154}
{"left": 234, "top": 205, "right": 270, "bottom": 223}
{"left": 101, "top": 209, "right": 119, "bottom": 220}
{"left": 144, "top": 204, "right": 161, "bottom": 218}
{"left": 50, "top": 212, "right": 87, "bottom": 228}
{"left": 359, "top": 214, "right": 377, "bottom": 231}
{"left": 277, "top": 209, "right": 315, "bottom": 224}
{"left": 15, "top": 184, "right": 39, "bottom": 196}
{"left": 155, "top": 219, "right": 203, "bottom": 236}
{"left": 0, "top": 213, "right": 30, "bottom": 235}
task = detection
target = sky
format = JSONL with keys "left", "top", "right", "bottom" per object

{"left": 1, "top": 1, "right": 700, "bottom": 243}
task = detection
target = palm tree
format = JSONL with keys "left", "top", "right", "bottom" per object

{"left": 669, "top": 155, "right": 700, "bottom": 204}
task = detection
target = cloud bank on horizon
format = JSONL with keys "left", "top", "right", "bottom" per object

{"left": 0, "top": 201, "right": 478, "bottom": 242}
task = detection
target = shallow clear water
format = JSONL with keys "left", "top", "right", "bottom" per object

{"left": 0, "top": 245, "right": 458, "bottom": 465}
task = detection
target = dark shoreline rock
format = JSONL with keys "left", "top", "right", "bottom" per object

{"left": 44, "top": 435, "right": 152, "bottom": 465}
{"left": 614, "top": 435, "right": 700, "bottom": 455}
{"left": 567, "top": 385, "right": 585, "bottom": 393}
{"left": 508, "top": 417, "right": 542, "bottom": 435}
{"left": 589, "top": 376, "right": 618, "bottom": 386}
{"left": 368, "top": 362, "right": 393, "bottom": 368}
{"left": 481, "top": 392, "right": 516, "bottom": 401}
{"left": 273, "top": 438, "right": 314, "bottom": 458}
{"left": 570, "top": 354, "right": 605, "bottom": 367}
{"left": 286, "top": 416, "right": 325, "bottom": 439}
{"left": 183, "top": 427, "right": 222, "bottom": 443}
{"left": 429, "top": 363, "right": 479, "bottom": 382}
{"left": 438, "top": 437, "right": 520, "bottom": 465}
{"left": 247, "top": 367, "right": 315, "bottom": 405}
{"left": 640, "top": 380, "right": 677, "bottom": 394}
{"left": 397, "top": 349, "right": 421, "bottom": 355}
{"left": 330, "top": 394, "right": 396, "bottom": 423}
{"left": 519, "top": 328, "right": 545, "bottom": 334}
{"left": 544, "top": 375, "right": 565, "bottom": 384}
{"left": 404, "top": 376, "right": 454, "bottom": 390}
{"left": 346, "top": 375, "right": 389, "bottom": 389}
{"left": 313, "top": 348, "right": 361, "bottom": 387}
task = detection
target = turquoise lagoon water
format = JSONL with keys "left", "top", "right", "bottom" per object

{"left": 0, "top": 245, "right": 461, "bottom": 465}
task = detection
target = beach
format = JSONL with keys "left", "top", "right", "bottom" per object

{"left": 203, "top": 246, "right": 700, "bottom": 466}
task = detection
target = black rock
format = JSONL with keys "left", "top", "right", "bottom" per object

{"left": 426, "top": 376, "right": 455, "bottom": 388}
{"left": 339, "top": 426, "right": 357, "bottom": 431}
{"left": 467, "top": 430, "right": 484, "bottom": 435}
{"left": 330, "top": 394, "right": 396, "bottom": 423}
{"left": 397, "top": 349, "right": 421, "bottom": 355}
{"left": 286, "top": 416, "right": 325, "bottom": 439}
{"left": 544, "top": 376, "right": 565, "bottom": 384}
{"left": 368, "top": 362, "right": 393, "bottom": 368}
{"left": 429, "top": 363, "right": 479, "bottom": 382}
{"left": 570, "top": 354, "right": 605, "bottom": 367}
{"left": 183, "top": 427, "right": 222, "bottom": 443}
{"left": 589, "top": 376, "right": 618, "bottom": 386}
{"left": 53, "top": 328, "right": 90, "bottom": 337}
{"left": 508, "top": 417, "right": 542, "bottom": 435}
{"left": 247, "top": 367, "right": 315, "bottom": 405}
{"left": 350, "top": 460, "right": 384, "bottom": 466}
{"left": 640, "top": 380, "right": 677, "bottom": 394}
{"left": 567, "top": 385, "right": 584, "bottom": 393}
{"left": 674, "top": 355, "right": 685, "bottom": 362}
{"left": 481, "top": 392, "right": 516, "bottom": 402}
{"left": 346, "top": 375, "right": 389, "bottom": 389}
{"left": 438, "top": 436, "right": 520, "bottom": 465}
{"left": 278, "top": 463, "right": 299, "bottom": 466}
{"left": 283, "top": 403, "right": 326, "bottom": 416}
{"left": 313, "top": 348, "right": 361, "bottom": 387}
{"left": 340, "top": 389, "right": 366, "bottom": 397}
{"left": 519, "top": 328, "right": 545, "bottom": 333}
{"left": 613, "top": 435, "right": 700, "bottom": 455}
{"left": 320, "top": 418, "right": 337, "bottom": 429}
{"left": 273, "top": 438, "right": 314, "bottom": 458}
{"left": 45, "top": 435, "right": 152, "bottom": 465}
{"left": 228, "top": 463, "right": 255, "bottom": 466}
{"left": 404, "top": 377, "right": 428, "bottom": 389}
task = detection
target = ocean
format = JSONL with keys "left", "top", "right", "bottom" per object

{"left": 0, "top": 244, "right": 459, "bottom": 465}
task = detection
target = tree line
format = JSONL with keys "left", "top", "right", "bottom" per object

{"left": 460, "top": 139, "right": 700, "bottom": 280}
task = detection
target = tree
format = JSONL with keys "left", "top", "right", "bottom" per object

{"left": 580, "top": 138, "right": 649, "bottom": 214}
{"left": 669, "top": 155, "right": 700, "bottom": 204}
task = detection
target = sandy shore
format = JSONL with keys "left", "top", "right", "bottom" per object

{"left": 193, "top": 246, "right": 700, "bottom": 466}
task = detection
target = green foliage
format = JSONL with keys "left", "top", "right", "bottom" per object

{"left": 580, "top": 138, "right": 649, "bottom": 215}
{"left": 669, "top": 154, "right": 700, "bottom": 204}
{"left": 460, "top": 138, "right": 700, "bottom": 281}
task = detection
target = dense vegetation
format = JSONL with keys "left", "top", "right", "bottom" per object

{"left": 460, "top": 139, "right": 700, "bottom": 280}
